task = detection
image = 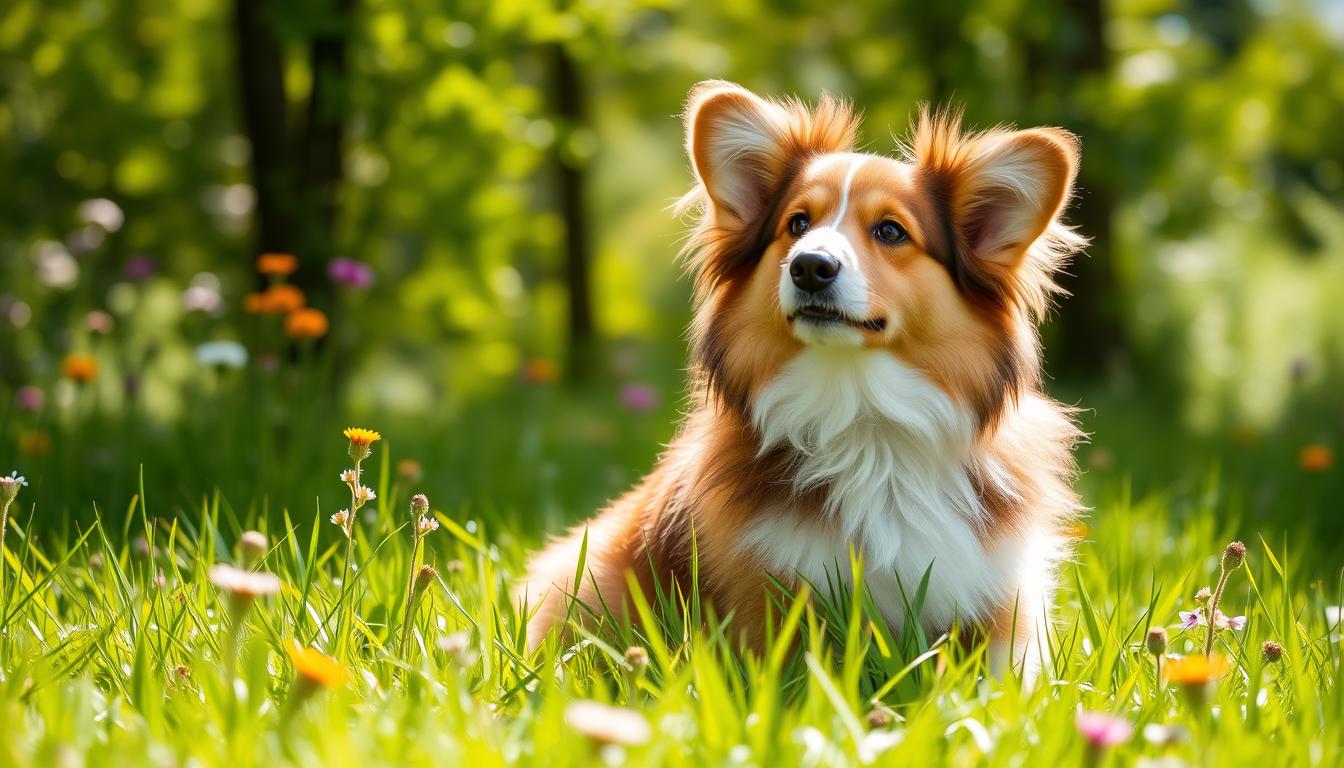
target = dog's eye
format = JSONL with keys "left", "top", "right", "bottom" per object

{"left": 874, "top": 220, "right": 908, "bottom": 244}
{"left": 786, "top": 213, "right": 810, "bottom": 237}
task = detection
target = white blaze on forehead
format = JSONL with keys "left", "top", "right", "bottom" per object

{"left": 827, "top": 156, "right": 868, "bottom": 227}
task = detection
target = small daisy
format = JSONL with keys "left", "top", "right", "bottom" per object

{"left": 340, "top": 469, "right": 357, "bottom": 485}
{"left": 355, "top": 485, "right": 376, "bottom": 504}
{"left": 1075, "top": 710, "right": 1133, "bottom": 749}
{"left": 330, "top": 509, "right": 351, "bottom": 530}
{"left": 208, "top": 564, "right": 281, "bottom": 598}
{"left": 0, "top": 471, "right": 28, "bottom": 502}
{"left": 565, "top": 700, "right": 652, "bottom": 746}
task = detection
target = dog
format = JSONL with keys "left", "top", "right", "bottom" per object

{"left": 521, "top": 81, "right": 1084, "bottom": 679}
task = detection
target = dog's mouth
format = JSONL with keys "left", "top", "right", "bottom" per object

{"left": 789, "top": 305, "right": 887, "bottom": 332}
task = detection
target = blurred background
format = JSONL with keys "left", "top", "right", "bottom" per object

{"left": 0, "top": 0, "right": 1340, "bottom": 540}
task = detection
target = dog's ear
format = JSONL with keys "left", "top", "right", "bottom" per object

{"left": 916, "top": 111, "right": 1079, "bottom": 271}
{"left": 951, "top": 127, "right": 1079, "bottom": 268}
{"left": 684, "top": 81, "right": 858, "bottom": 228}
{"left": 684, "top": 81, "right": 794, "bottom": 227}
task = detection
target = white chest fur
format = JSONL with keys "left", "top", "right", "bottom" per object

{"left": 743, "top": 348, "right": 1031, "bottom": 631}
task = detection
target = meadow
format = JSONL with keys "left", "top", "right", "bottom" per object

{"left": 0, "top": 343, "right": 1340, "bottom": 766}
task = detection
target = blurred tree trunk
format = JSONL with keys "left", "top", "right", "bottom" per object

{"left": 232, "top": 0, "right": 352, "bottom": 298}
{"left": 300, "top": 0, "right": 354, "bottom": 291}
{"left": 232, "top": 0, "right": 296, "bottom": 257}
{"left": 1039, "top": 0, "right": 1127, "bottom": 377}
{"left": 547, "top": 43, "right": 595, "bottom": 377}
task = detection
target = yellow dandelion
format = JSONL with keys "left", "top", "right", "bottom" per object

{"left": 285, "top": 639, "right": 346, "bottom": 689}
{"left": 1165, "top": 654, "right": 1228, "bottom": 685}
{"left": 257, "top": 252, "right": 299, "bottom": 276}
{"left": 343, "top": 427, "right": 381, "bottom": 447}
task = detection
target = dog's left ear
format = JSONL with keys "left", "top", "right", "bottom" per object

{"left": 919, "top": 114, "right": 1085, "bottom": 270}
{"left": 940, "top": 126, "right": 1080, "bottom": 269}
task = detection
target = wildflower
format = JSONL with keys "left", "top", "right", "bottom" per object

{"left": 343, "top": 427, "right": 381, "bottom": 461}
{"left": 1147, "top": 627, "right": 1168, "bottom": 655}
{"left": 865, "top": 705, "right": 897, "bottom": 730}
{"left": 1194, "top": 587, "right": 1212, "bottom": 604}
{"left": 244, "top": 292, "right": 270, "bottom": 314}
{"left": 1075, "top": 710, "right": 1133, "bottom": 749}
{"left": 330, "top": 509, "right": 351, "bottom": 534}
{"left": 410, "top": 493, "right": 430, "bottom": 517}
{"left": 78, "top": 198, "right": 124, "bottom": 231}
{"left": 327, "top": 257, "right": 375, "bottom": 288}
{"left": 245, "top": 284, "right": 305, "bottom": 315}
{"left": 417, "top": 516, "right": 439, "bottom": 536}
{"left": 1261, "top": 641, "right": 1283, "bottom": 663}
{"left": 1299, "top": 444, "right": 1333, "bottom": 472}
{"left": 195, "top": 341, "right": 248, "bottom": 369}
{"left": 1142, "top": 723, "right": 1188, "bottom": 747}
{"left": 284, "top": 307, "right": 329, "bottom": 339}
{"left": 123, "top": 254, "right": 156, "bottom": 281}
{"left": 182, "top": 273, "right": 223, "bottom": 314}
{"left": 340, "top": 469, "right": 357, "bottom": 485}
{"left": 1178, "top": 609, "right": 1244, "bottom": 631}
{"left": 61, "top": 354, "right": 98, "bottom": 383}
{"left": 19, "top": 430, "right": 52, "bottom": 456}
{"left": 132, "top": 536, "right": 151, "bottom": 558}
{"left": 413, "top": 564, "right": 437, "bottom": 594}
{"left": 153, "top": 570, "right": 167, "bottom": 590}
{"left": 85, "top": 310, "right": 115, "bottom": 335}
{"left": 522, "top": 358, "right": 559, "bottom": 384}
{"left": 209, "top": 564, "right": 281, "bottom": 600}
{"left": 15, "top": 386, "right": 44, "bottom": 412}
{"left": 355, "top": 485, "right": 376, "bottom": 504}
{"left": 624, "top": 644, "right": 650, "bottom": 671}
{"left": 0, "top": 471, "right": 26, "bottom": 504}
{"left": 1221, "top": 541, "right": 1246, "bottom": 571}
{"left": 256, "top": 252, "right": 298, "bottom": 276}
{"left": 285, "top": 640, "right": 346, "bottom": 689}
{"left": 619, "top": 383, "right": 659, "bottom": 413}
{"left": 239, "top": 530, "right": 268, "bottom": 568}
{"left": 1165, "top": 655, "right": 1228, "bottom": 707}
{"left": 564, "top": 700, "right": 652, "bottom": 746}
{"left": 397, "top": 459, "right": 423, "bottom": 484}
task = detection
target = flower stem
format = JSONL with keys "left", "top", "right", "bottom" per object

{"left": 399, "top": 532, "right": 423, "bottom": 658}
{"left": 334, "top": 457, "right": 363, "bottom": 661}
{"left": 1204, "top": 567, "right": 1231, "bottom": 657}
{"left": 0, "top": 498, "right": 11, "bottom": 600}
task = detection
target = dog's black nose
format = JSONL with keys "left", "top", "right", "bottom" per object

{"left": 789, "top": 252, "right": 840, "bottom": 292}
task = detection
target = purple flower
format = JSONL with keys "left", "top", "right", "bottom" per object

{"left": 124, "top": 254, "right": 156, "bottom": 281}
{"left": 327, "top": 258, "right": 374, "bottom": 288}
{"left": 1178, "top": 609, "right": 1245, "bottom": 631}
{"left": 15, "top": 386, "right": 44, "bottom": 412}
{"left": 620, "top": 383, "right": 659, "bottom": 413}
{"left": 1179, "top": 610, "right": 1202, "bottom": 629}
{"left": 1076, "top": 710, "right": 1133, "bottom": 748}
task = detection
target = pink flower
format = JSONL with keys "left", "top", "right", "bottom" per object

{"left": 1075, "top": 710, "right": 1133, "bottom": 748}
{"left": 619, "top": 383, "right": 659, "bottom": 413}
{"left": 328, "top": 258, "right": 374, "bottom": 288}
{"left": 15, "top": 386, "right": 44, "bottom": 412}
{"left": 1179, "top": 610, "right": 1202, "bottom": 629}
{"left": 1214, "top": 612, "right": 1246, "bottom": 631}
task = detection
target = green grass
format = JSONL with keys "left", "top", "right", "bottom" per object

{"left": 0, "top": 388, "right": 1341, "bottom": 767}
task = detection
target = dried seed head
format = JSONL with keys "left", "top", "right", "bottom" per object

{"left": 410, "top": 493, "right": 430, "bottom": 517}
{"left": 1261, "top": 640, "right": 1283, "bottom": 663}
{"left": 1222, "top": 541, "right": 1247, "bottom": 571}
{"left": 1146, "top": 627, "right": 1168, "bottom": 656}
{"left": 414, "top": 564, "right": 438, "bottom": 594}
{"left": 865, "top": 705, "right": 897, "bottom": 730}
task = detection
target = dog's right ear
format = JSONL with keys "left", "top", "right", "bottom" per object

{"left": 684, "top": 81, "right": 793, "bottom": 228}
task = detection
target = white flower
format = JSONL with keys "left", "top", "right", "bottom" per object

{"left": 0, "top": 471, "right": 27, "bottom": 502}
{"left": 195, "top": 340, "right": 248, "bottom": 369}
{"left": 340, "top": 469, "right": 358, "bottom": 485}
{"left": 355, "top": 485, "right": 376, "bottom": 503}
{"left": 416, "top": 515, "right": 439, "bottom": 536}
{"left": 330, "top": 509, "right": 350, "bottom": 528}
{"left": 564, "top": 701, "right": 651, "bottom": 745}
{"left": 208, "top": 564, "right": 280, "bottom": 597}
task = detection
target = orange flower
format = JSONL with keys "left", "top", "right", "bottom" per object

{"left": 1300, "top": 444, "right": 1333, "bottom": 473}
{"left": 244, "top": 292, "right": 270, "bottom": 314}
{"left": 1165, "top": 654, "right": 1229, "bottom": 686}
{"left": 256, "top": 252, "right": 298, "bottom": 276}
{"left": 523, "top": 358, "right": 559, "bottom": 384}
{"left": 244, "top": 284, "right": 306, "bottom": 315}
{"left": 19, "top": 430, "right": 52, "bottom": 456}
{"left": 61, "top": 354, "right": 98, "bottom": 383}
{"left": 284, "top": 308, "right": 328, "bottom": 339}
{"left": 285, "top": 639, "right": 346, "bottom": 688}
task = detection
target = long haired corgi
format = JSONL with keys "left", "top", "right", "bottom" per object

{"left": 521, "top": 81, "right": 1085, "bottom": 678}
